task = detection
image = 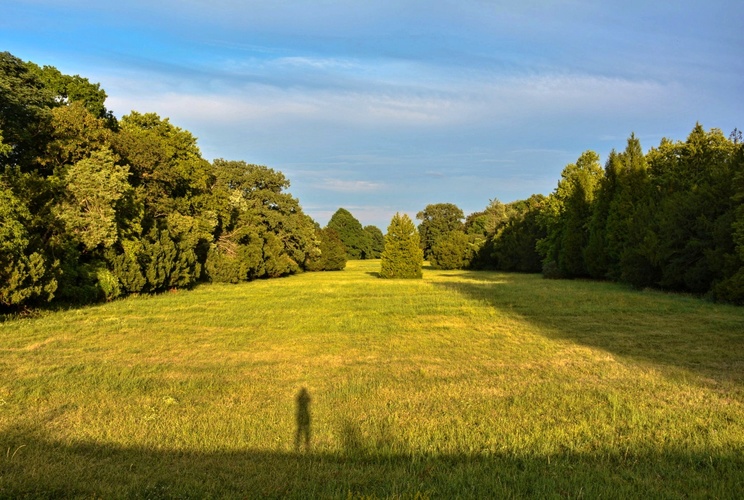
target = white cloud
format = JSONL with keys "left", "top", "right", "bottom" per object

{"left": 316, "top": 179, "right": 384, "bottom": 193}
{"left": 102, "top": 51, "right": 686, "bottom": 134}
{"left": 108, "top": 90, "right": 318, "bottom": 123}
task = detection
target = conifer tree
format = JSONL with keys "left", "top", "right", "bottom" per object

{"left": 584, "top": 150, "right": 620, "bottom": 279}
{"left": 429, "top": 230, "right": 470, "bottom": 270}
{"left": 327, "top": 208, "right": 370, "bottom": 259}
{"left": 537, "top": 150, "right": 602, "bottom": 277}
{"left": 605, "top": 134, "right": 658, "bottom": 287}
{"left": 363, "top": 225, "right": 385, "bottom": 258}
{"left": 305, "top": 227, "right": 347, "bottom": 271}
{"left": 380, "top": 213, "right": 423, "bottom": 279}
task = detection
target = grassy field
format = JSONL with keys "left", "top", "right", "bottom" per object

{"left": 1, "top": 260, "right": 743, "bottom": 498}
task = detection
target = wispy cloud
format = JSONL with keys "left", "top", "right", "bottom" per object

{"left": 316, "top": 179, "right": 384, "bottom": 193}
{"left": 6, "top": 0, "right": 740, "bottom": 229}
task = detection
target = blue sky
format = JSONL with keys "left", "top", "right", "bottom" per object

{"left": 3, "top": 1, "right": 742, "bottom": 229}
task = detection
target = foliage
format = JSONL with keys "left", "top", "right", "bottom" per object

{"left": 429, "top": 230, "right": 472, "bottom": 270}
{"left": 583, "top": 150, "right": 620, "bottom": 279}
{"left": 380, "top": 213, "right": 423, "bottom": 279}
{"left": 464, "top": 199, "right": 510, "bottom": 238}
{"left": 535, "top": 126, "right": 744, "bottom": 298}
{"left": 537, "top": 150, "right": 603, "bottom": 278}
{"left": 24, "top": 60, "right": 113, "bottom": 121}
{"left": 489, "top": 195, "right": 546, "bottom": 272}
{"left": 416, "top": 202, "right": 464, "bottom": 259}
{"left": 3, "top": 50, "right": 744, "bottom": 306}
{"left": 648, "top": 126, "right": 738, "bottom": 293}
{"left": 363, "top": 225, "right": 385, "bottom": 258}
{"left": 205, "top": 159, "right": 317, "bottom": 281}
{"left": 713, "top": 132, "right": 744, "bottom": 303}
{"left": 0, "top": 52, "right": 318, "bottom": 309}
{"left": 466, "top": 126, "right": 744, "bottom": 302}
{"left": 466, "top": 196, "right": 546, "bottom": 272}
{"left": 0, "top": 183, "right": 58, "bottom": 306}
{"left": 591, "top": 134, "right": 655, "bottom": 287}
{"left": 327, "top": 208, "right": 370, "bottom": 259}
{"left": 0, "top": 52, "right": 56, "bottom": 171}
{"left": 54, "top": 147, "right": 131, "bottom": 252}
{"left": 305, "top": 227, "right": 347, "bottom": 271}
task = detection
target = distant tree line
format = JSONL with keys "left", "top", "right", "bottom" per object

{"left": 3, "top": 51, "right": 742, "bottom": 308}
{"left": 416, "top": 127, "right": 744, "bottom": 304}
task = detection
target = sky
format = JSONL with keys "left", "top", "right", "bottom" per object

{"left": 2, "top": 1, "right": 742, "bottom": 229}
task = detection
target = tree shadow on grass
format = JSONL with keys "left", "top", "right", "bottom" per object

{"left": 1, "top": 423, "right": 741, "bottom": 498}
{"left": 433, "top": 272, "right": 744, "bottom": 386}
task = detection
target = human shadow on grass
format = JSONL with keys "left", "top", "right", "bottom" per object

{"left": 1, "top": 423, "right": 741, "bottom": 498}
{"left": 433, "top": 272, "right": 744, "bottom": 385}
{"left": 294, "top": 387, "right": 311, "bottom": 452}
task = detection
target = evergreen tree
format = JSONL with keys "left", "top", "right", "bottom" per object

{"left": 321, "top": 227, "right": 348, "bottom": 271}
{"left": 649, "top": 125, "right": 737, "bottom": 293}
{"left": 0, "top": 182, "right": 58, "bottom": 307}
{"left": 0, "top": 51, "right": 323, "bottom": 308}
{"left": 205, "top": 160, "right": 317, "bottom": 281}
{"left": 465, "top": 199, "right": 513, "bottom": 270}
{"left": 489, "top": 195, "right": 547, "bottom": 272}
{"left": 429, "top": 230, "right": 471, "bottom": 270}
{"left": 713, "top": 130, "right": 744, "bottom": 303}
{"left": 327, "top": 208, "right": 370, "bottom": 259}
{"left": 363, "top": 225, "right": 385, "bottom": 258}
{"left": 537, "top": 151, "right": 602, "bottom": 277}
{"left": 604, "top": 134, "right": 658, "bottom": 287}
{"left": 380, "top": 213, "right": 423, "bottom": 279}
{"left": 0, "top": 52, "right": 56, "bottom": 172}
{"left": 584, "top": 150, "right": 620, "bottom": 279}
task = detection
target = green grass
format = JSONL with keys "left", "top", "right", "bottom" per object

{"left": 1, "top": 261, "right": 743, "bottom": 498}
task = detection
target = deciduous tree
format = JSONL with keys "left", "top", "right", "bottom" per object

{"left": 416, "top": 203, "right": 464, "bottom": 259}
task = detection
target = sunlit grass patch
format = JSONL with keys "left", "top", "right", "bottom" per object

{"left": 1, "top": 260, "right": 743, "bottom": 497}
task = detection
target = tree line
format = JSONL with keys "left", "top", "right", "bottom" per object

{"left": 3, "top": 51, "right": 742, "bottom": 308}
{"left": 415, "top": 128, "right": 744, "bottom": 304}
{"left": 1, "top": 52, "right": 355, "bottom": 310}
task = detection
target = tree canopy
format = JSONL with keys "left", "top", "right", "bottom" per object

{"left": 0, "top": 52, "right": 320, "bottom": 309}
{"left": 416, "top": 203, "right": 464, "bottom": 259}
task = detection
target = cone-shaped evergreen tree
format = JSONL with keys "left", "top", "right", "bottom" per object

{"left": 380, "top": 213, "right": 423, "bottom": 279}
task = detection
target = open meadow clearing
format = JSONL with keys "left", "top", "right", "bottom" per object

{"left": 1, "top": 260, "right": 743, "bottom": 498}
